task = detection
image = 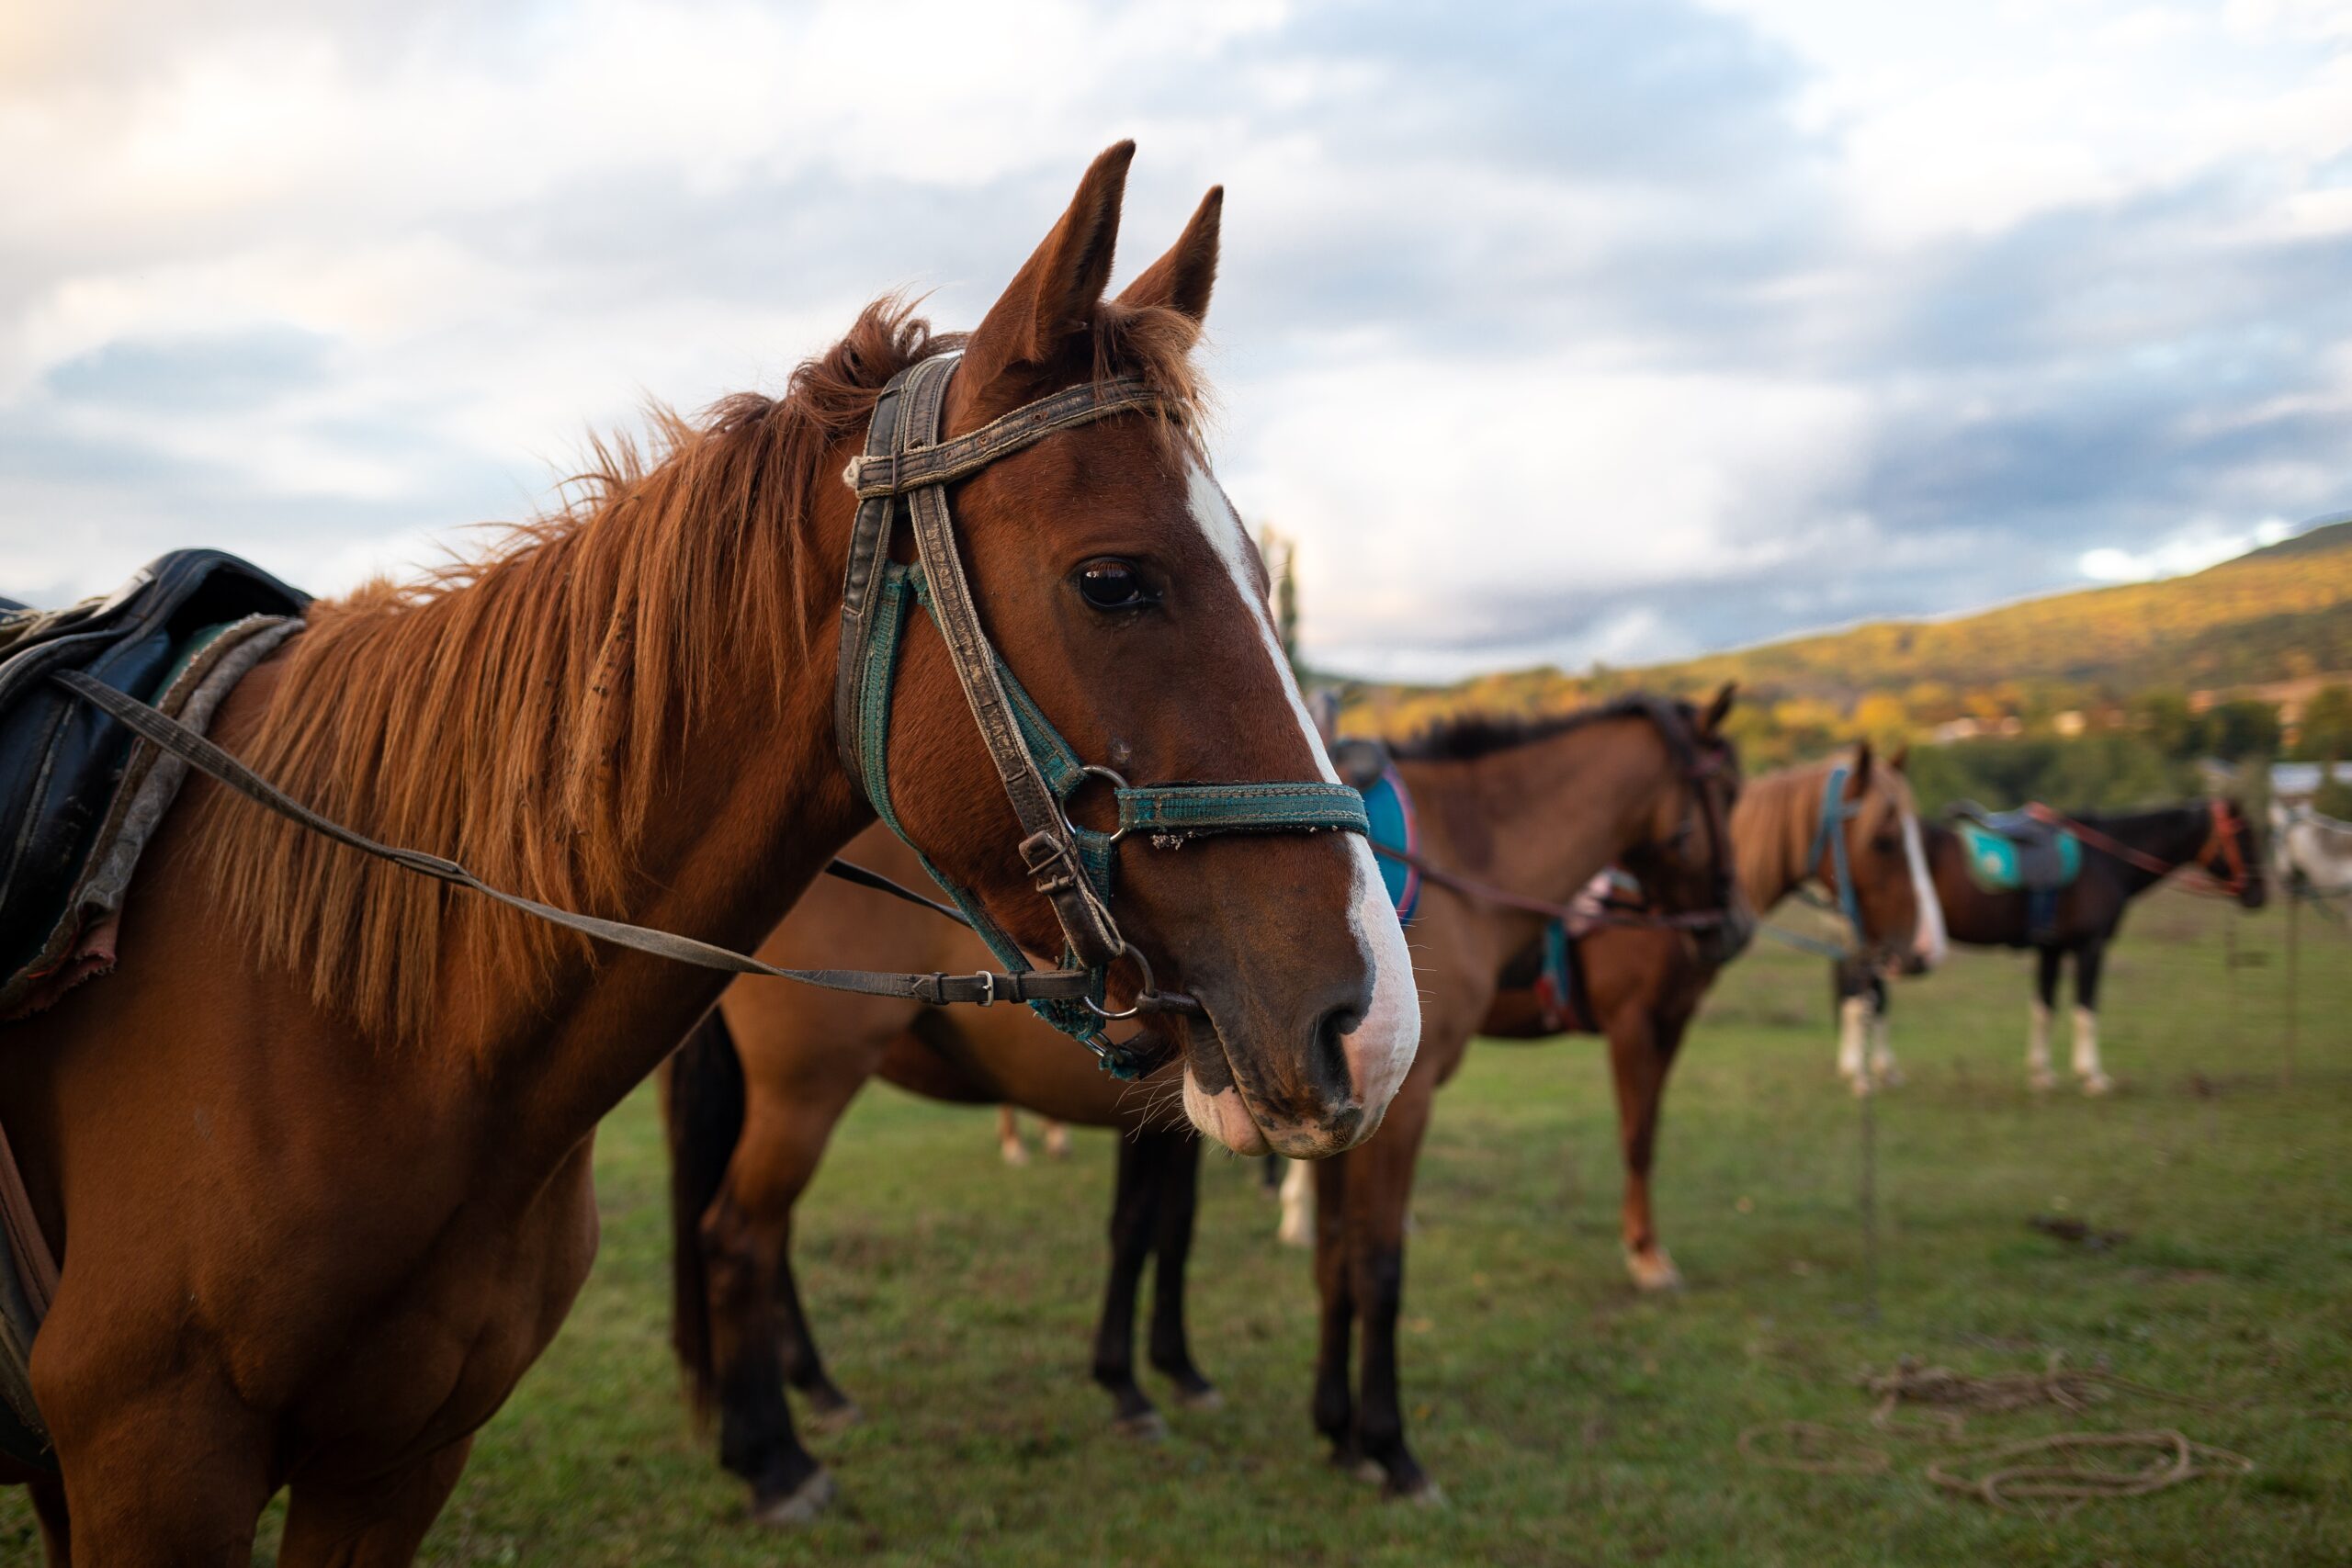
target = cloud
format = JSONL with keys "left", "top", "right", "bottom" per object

{"left": 2, "top": 0, "right": 2349, "bottom": 682}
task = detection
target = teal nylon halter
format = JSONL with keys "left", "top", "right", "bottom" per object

{"left": 835, "top": 357, "right": 1369, "bottom": 1077}
{"left": 1805, "top": 762, "right": 1865, "bottom": 933}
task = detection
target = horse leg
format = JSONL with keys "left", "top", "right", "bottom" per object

{"left": 277, "top": 1437, "right": 471, "bottom": 1568}
{"left": 774, "top": 1231, "right": 858, "bottom": 1433}
{"left": 1277, "top": 1155, "right": 1313, "bottom": 1247}
{"left": 1260, "top": 1152, "right": 1285, "bottom": 1196}
{"left": 1091, "top": 1129, "right": 1168, "bottom": 1436}
{"left": 2027, "top": 945, "right": 2062, "bottom": 1092}
{"left": 1609, "top": 1008, "right": 1681, "bottom": 1292}
{"left": 1343, "top": 1090, "right": 1440, "bottom": 1504}
{"left": 1044, "top": 1120, "right": 1071, "bottom": 1160}
{"left": 1308, "top": 1151, "right": 1357, "bottom": 1465}
{"left": 1146, "top": 1132, "right": 1219, "bottom": 1410}
{"left": 29, "top": 1474, "right": 70, "bottom": 1566}
{"left": 1836, "top": 971, "right": 1869, "bottom": 1089}
{"left": 701, "top": 1107, "right": 837, "bottom": 1526}
{"left": 42, "top": 1383, "right": 272, "bottom": 1567}
{"left": 2072, "top": 941, "right": 2112, "bottom": 1095}
{"left": 1867, "top": 974, "right": 1903, "bottom": 1087}
{"left": 997, "top": 1105, "right": 1030, "bottom": 1167}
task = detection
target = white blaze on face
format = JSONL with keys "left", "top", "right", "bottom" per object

{"left": 1898, "top": 806, "right": 1948, "bottom": 967}
{"left": 1179, "top": 457, "right": 1420, "bottom": 1140}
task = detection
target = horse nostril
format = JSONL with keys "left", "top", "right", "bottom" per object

{"left": 1311, "top": 1003, "right": 1362, "bottom": 1101}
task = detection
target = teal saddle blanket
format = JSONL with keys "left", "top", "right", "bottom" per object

{"left": 1955, "top": 815, "right": 2082, "bottom": 893}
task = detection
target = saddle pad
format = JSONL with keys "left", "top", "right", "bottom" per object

{"left": 1357, "top": 761, "right": 1420, "bottom": 925}
{"left": 1957, "top": 821, "right": 2081, "bottom": 894}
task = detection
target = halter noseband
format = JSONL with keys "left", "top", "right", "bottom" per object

{"left": 833, "top": 353, "right": 1370, "bottom": 1075}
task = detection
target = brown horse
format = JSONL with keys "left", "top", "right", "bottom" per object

{"left": 665, "top": 691, "right": 1742, "bottom": 1518}
{"left": 0, "top": 144, "right": 1417, "bottom": 1562}
{"left": 1425, "top": 746, "right": 1947, "bottom": 1293}
{"left": 1835, "top": 799, "right": 2263, "bottom": 1094}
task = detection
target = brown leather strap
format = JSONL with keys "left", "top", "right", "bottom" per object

{"left": 52, "top": 670, "right": 1183, "bottom": 1012}
{"left": 893, "top": 356, "right": 1129, "bottom": 967}
{"left": 845, "top": 376, "right": 1159, "bottom": 499}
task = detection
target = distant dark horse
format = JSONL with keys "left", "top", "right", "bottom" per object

{"left": 1837, "top": 799, "right": 2264, "bottom": 1093}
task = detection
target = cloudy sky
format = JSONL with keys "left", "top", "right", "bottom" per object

{"left": 4, "top": 1, "right": 2349, "bottom": 680}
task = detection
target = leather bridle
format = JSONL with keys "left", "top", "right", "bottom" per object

{"left": 51, "top": 355, "right": 1369, "bottom": 1078}
{"left": 832, "top": 353, "right": 1370, "bottom": 1071}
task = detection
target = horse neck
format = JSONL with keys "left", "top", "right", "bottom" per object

{"left": 437, "top": 442, "right": 870, "bottom": 1154}
{"left": 1399, "top": 715, "right": 1676, "bottom": 958}
{"left": 2095, "top": 803, "right": 2212, "bottom": 889}
{"left": 1733, "top": 764, "right": 1832, "bottom": 915}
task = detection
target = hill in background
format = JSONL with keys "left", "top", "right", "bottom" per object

{"left": 1331, "top": 514, "right": 2352, "bottom": 809}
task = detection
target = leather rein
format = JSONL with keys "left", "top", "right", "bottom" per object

{"left": 54, "top": 355, "right": 1370, "bottom": 1078}
{"left": 2026, "top": 799, "right": 2251, "bottom": 898}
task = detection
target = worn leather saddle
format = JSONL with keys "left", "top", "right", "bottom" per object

{"left": 1948, "top": 801, "right": 2082, "bottom": 893}
{"left": 0, "top": 550, "right": 309, "bottom": 1011}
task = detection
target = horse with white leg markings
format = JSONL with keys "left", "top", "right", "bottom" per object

{"left": 1836, "top": 798, "right": 2266, "bottom": 1096}
{"left": 2271, "top": 797, "right": 2352, "bottom": 906}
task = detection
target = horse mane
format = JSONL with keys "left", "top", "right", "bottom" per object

{"left": 196, "top": 293, "right": 1210, "bottom": 1043}
{"left": 1392, "top": 694, "right": 1695, "bottom": 763}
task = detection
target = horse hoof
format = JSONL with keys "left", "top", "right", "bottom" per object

{"left": 2029, "top": 1072, "right": 2056, "bottom": 1094}
{"left": 2081, "top": 1074, "right": 2114, "bottom": 1097}
{"left": 750, "top": 1469, "right": 837, "bottom": 1529}
{"left": 1000, "top": 1141, "right": 1030, "bottom": 1168}
{"left": 1173, "top": 1384, "right": 1225, "bottom": 1413}
{"left": 1391, "top": 1476, "right": 1448, "bottom": 1508}
{"left": 1849, "top": 1075, "right": 1874, "bottom": 1099}
{"left": 1626, "top": 1249, "right": 1683, "bottom": 1292}
{"left": 1349, "top": 1456, "right": 1388, "bottom": 1487}
{"left": 1114, "top": 1409, "right": 1169, "bottom": 1440}
{"left": 805, "top": 1399, "right": 864, "bottom": 1436}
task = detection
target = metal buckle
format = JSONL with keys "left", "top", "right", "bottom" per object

{"left": 972, "top": 970, "right": 995, "bottom": 1007}
{"left": 1060, "top": 764, "right": 1131, "bottom": 845}
{"left": 1083, "top": 942, "right": 1156, "bottom": 1021}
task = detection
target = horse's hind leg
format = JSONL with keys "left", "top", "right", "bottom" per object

{"left": 1867, "top": 974, "right": 1902, "bottom": 1087}
{"left": 774, "top": 1234, "right": 858, "bottom": 1432}
{"left": 2071, "top": 941, "right": 2112, "bottom": 1095}
{"left": 2027, "top": 946, "right": 2063, "bottom": 1091}
{"left": 1091, "top": 1130, "right": 1168, "bottom": 1436}
{"left": 277, "top": 1437, "right": 470, "bottom": 1568}
{"left": 1834, "top": 959, "right": 1870, "bottom": 1087}
{"left": 1146, "top": 1133, "right": 1219, "bottom": 1410}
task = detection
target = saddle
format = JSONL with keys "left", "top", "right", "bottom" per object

{"left": 1948, "top": 801, "right": 2082, "bottom": 893}
{"left": 1331, "top": 738, "right": 1419, "bottom": 925}
{"left": 0, "top": 551, "right": 309, "bottom": 1020}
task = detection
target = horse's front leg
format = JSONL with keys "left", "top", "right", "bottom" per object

{"left": 2072, "top": 940, "right": 2112, "bottom": 1095}
{"left": 1607, "top": 1006, "right": 1681, "bottom": 1292}
{"left": 1145, "top": 1130, "right": 1219, "bottom": 1410}
{"left": 2028, "top": 944, "right": 2063, "bottom": 1092}
{"left": 40, "top": 1370, "right": 273, "bottom": 1567}
{"left": 1343, "top": 1088, "right": 1440, "bottom": 1504}
{"left": 1091, "top": 1129, "right": 1168, "bottom": 1436}
{"left": 277, "top": 1438, "right": 472, "bottom": 1568}
{"left": 1307, "top": 1150, "right": 1356, "bottom": 1464}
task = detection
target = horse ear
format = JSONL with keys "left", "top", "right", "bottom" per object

{"left": 1849, "top": 740, "right": 1874, "bottom": 795}
{"left": 960, "top": 141, "right": 1135, "bottom": 392}
{"left": 1117, "top": 186, "right": 1221, "bottom": 323}
{"left": 1888, "top": 743, "right": 1911, "bottom": 773}
{"left": 1701, "top": 682, "right": 1736, "bottom": 734}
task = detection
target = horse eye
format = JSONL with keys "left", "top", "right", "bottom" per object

{"left": 1873, "top": 832, "right": 1901, "bottom": 854}
{"left": 1076, "top": 559, "right": 1151, "bottom": 612}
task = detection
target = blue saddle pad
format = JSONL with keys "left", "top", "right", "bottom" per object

{"left": 1956, "top": 821, "right": 2081, "bottom": 893}
{"left": 1358, "top": 764, "right": 1420, "bottom": 926}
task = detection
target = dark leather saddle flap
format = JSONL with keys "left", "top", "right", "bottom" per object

{"left": 0, "top": 550, "right": 309, "bottom": 981}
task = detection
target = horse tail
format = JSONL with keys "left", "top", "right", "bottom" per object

{"left": 666, "top": 1006, "right": 746, "bottom": 1419}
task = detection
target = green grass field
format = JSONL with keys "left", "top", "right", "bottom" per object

{"left": 6, "top": 895, "right": 2346, "bottom": 1565}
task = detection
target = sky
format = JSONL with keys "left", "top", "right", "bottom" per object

{"left": 3, "top": 0, "right": 2349, "bottom": 682}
